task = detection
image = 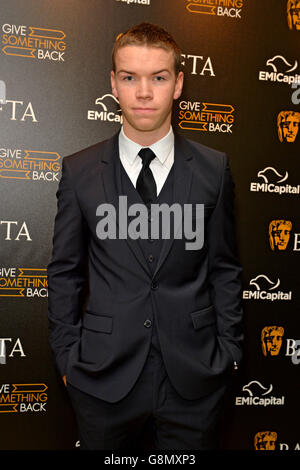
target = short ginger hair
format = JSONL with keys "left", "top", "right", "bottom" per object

{"left": 112, "top": 22, "right": 182, "bottom": 76}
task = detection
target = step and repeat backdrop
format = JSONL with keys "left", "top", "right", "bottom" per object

{"left": 0, "top": 0, "right": 299, "bottom": 451}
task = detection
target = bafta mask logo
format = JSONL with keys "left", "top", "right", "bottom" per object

{"left": 269, "top": 219, "right": 292, "bottom": 251}
{"left": 287, "top": 0, "right": 300, "bottom": 30}
{"left": 277, "top": 111, "right": 300, "bottom": 142}
{"left": 254, "top": 431, "right": 277, "bottom": 450}
{"left": 261, "top": 326, "right": 284, "bottom": 357}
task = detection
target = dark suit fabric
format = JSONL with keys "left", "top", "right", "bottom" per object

{"left": 47, "top": 130, "right": 243, "bottom": 410}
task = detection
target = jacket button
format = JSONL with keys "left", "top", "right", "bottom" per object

{"left": 151, "top": 281, "right": 158, "bottom": 290}
{"left": 148, "top": 254, "right": 154, "bottom": 262}
{"left": 144, "top": 319, "right": 152, "bottom": 328}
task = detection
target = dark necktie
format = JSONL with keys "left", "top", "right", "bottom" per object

{"left": 136, "top": 148, "right": 157, "bottom": 206}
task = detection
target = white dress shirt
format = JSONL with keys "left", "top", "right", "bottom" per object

{"left": 118, "top": 126, "right": 174, "bottom": 196}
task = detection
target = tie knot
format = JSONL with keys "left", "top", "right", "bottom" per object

{"left": 138, "top": 148, "right": 156, "bottom": 167}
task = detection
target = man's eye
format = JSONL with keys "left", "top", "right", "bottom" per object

{"left": 123, "top": 76, "right": 134, "bottom": 81}
{"left": 154, "top": 76, "right": 165, "bottom": 81}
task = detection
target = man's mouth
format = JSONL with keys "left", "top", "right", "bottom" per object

{"left": 133, "top": 108, "right": 156, "bottom": 113}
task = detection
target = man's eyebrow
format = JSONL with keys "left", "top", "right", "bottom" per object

{"left": 117, "top": 70, "right": 135, "bottom": 75}
{"left": 152, "top": 69, "right": 171, "bottom": 75}
{"left": 117, "top": 69, "right": 171, "bottom": 75}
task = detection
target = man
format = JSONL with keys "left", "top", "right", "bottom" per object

{"left": 47, "top": 22, "right": 243, "bottom": 450}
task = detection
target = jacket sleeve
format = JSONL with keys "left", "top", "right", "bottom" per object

{"left": 47, "top": 157, "right": 88, "bottom": 377}
{"left": 207, "top": 153, "right": 244, "bottom": 367}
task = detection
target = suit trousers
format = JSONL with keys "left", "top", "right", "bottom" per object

{"left": 66, "top": 320, "right": 228, "bottom": 450}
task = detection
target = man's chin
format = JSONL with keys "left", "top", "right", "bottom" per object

{"left": 126, "top": 120, "right": 161, "bottom": 133}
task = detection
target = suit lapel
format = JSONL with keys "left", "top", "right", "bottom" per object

{"left": 99, "top": 130, "right": 194, "bottom": 279}
{"left": 99, "top": 131, "right": 150, "bottom": 277}
{"left": 152, "top": 132, "right": 194, "bottom": 278}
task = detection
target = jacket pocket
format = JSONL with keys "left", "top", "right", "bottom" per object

{"left": 190, "top": 305, "right": 216, "bottom": 330}
{"left": 82, "top": 311, "right": 113, "bottom": 333}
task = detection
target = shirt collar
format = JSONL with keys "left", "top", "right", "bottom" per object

{"left": 119, "top": 126, "right": 174, "bottom": 166}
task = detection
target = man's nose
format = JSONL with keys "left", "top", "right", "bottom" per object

{"left": 136, "top": 79, "right": 153, "bottom": 99}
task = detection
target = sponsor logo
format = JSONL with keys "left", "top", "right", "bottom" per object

{"left": 0, "top": 97, "right": 38, "bottom": 122}
{"left": 254, "top": 431, "right": 300, "bottom": 450}
{"left": 1, "top": 24, "right": 66, "bottom": 61}
{"left": 0, "top": 221, "right": 31, "bottom": 241}
{"left": 178, "top": 101, "right": 234, "bottom": 133}
{"left": 286, "top": 339, "right": 300, "bottom": 364}
{"left": 181, "top": 54, "right": 215, "bottom": 77}
{"left": 261, "top": 326, "right": 284, "bottom": 356}
{"left": 235, "top": 380, "right": 285, "bottom": 407}
{"left": 0, "top": 338, "right": 25, "bottom": 364}
{"left": 0, "top": 383, "right": 48, "bottom": 413}
{"left": 0, "top": 267, "right": 48, "bottom": 298}
{"left": 0, "top": 79, "right": 5, "bottom": 103}
{"left": 268, "top": 219, "right": 295, "bottom": 251}
{"left": 267, "top": 219, "right": 300, "bottom": 252}
{"left": 261, "top": 326, "right": 300, "bottom": 364}
{"left": 250, "top": 167, "right": 300, "bottom": 195}
{"left": 115, "top": 0, "right": 150, "bottom": 5}
{"left": 254, "top": 431, "right": 278, "bottom": 450}
{"left": 259, "top": 55, "right": 300, "bottom": 85}
{"left": 243, "top": 274, "right": 292, "bottom": 301}
{"left": 292, "top": 82, "right": 300, "bottom": 104}
{"left": 0, "top": 148, "right": 61, "bottom": 182}
{"left": 87, "top": 94, "right": 122, "bottom": 123}
{"left": 185, "top": 0, "right": 244, "bottom": 19}
{"left": 277, "top": 111, "right": 300, "bottom": 142}
{"left": 287, "top": 0, "right": 300, "bottom": 30}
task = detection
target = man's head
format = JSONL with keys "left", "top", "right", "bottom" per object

{"left": 112, "top": 22, "right": 182, "bottom": 78}
{"left": 110, "top": 23, "right": 184, "bottom": 145}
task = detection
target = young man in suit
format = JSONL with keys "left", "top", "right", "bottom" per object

{"left": 47, "top": 22, "right": 243, "bottom": 450}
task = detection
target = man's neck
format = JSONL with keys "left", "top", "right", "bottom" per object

{"left": 122, "top": 123, "right": 172, "bottom": 147}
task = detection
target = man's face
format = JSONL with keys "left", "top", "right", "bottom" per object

{"left": 111, "top": 45, "right": 183, "bottom": 142}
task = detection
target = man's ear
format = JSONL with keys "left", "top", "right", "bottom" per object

{"left": 173, "top": 71, "right": 184, "bottom": 100}
{"left": 110, "top": 70, "right": 118, "bottom": 98}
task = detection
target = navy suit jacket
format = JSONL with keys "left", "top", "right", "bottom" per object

{"left": 47, "top": 130, "right": 243, "bottom": 402}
